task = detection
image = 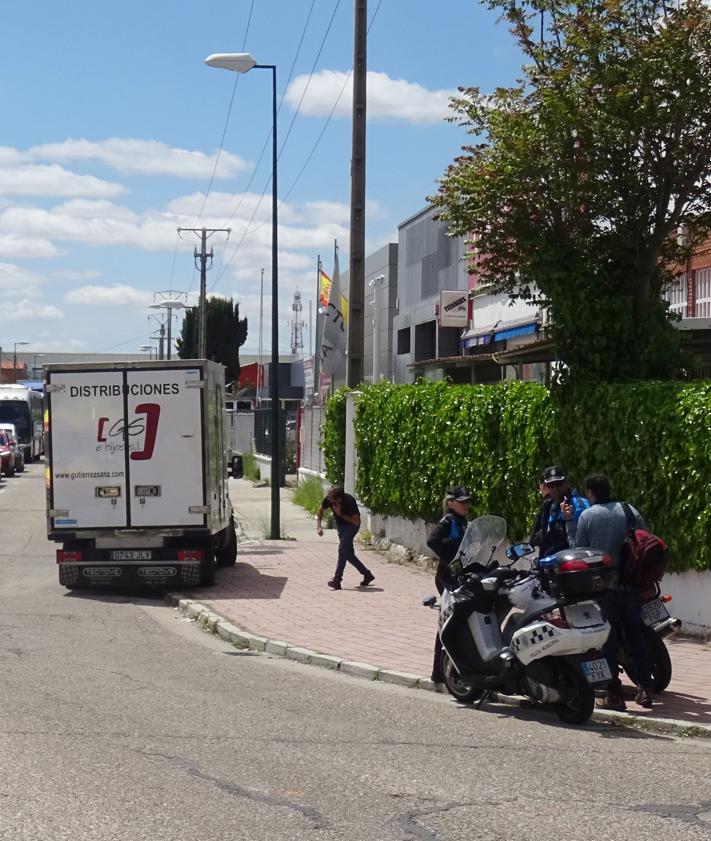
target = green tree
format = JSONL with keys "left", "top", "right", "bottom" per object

{"left": 431, "top": 0, "right": 711, "bottom": 381}
{"left": 176, "top": 296, "right": 248, "bottom": 385}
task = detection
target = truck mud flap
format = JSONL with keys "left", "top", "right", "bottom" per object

{"left": 59, "top": 564, "right": 202, "bottom": 588}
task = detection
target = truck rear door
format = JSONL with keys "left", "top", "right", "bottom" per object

{"left": 48, "top": 370, "right": 128, "bottom": 530}
{"left": 48, "top": 366, "right": 206, "bottom": 531}
{"left": 126, "top": 367, "right": 204, "bottom": 528}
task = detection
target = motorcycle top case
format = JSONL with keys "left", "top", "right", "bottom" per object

{"left": 537, "top": 548, "right": 614, "bottom": 599}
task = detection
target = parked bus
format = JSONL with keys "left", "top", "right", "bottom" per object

{"left": 0, "top": 385, "right": 43, "bottom": 461}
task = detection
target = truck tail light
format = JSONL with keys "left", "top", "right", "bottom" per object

{"left": 57, "top": 550, "right": 82, "bottom": 564}
{"left": 178, "top": 550, "right": 204, "bottom": 562}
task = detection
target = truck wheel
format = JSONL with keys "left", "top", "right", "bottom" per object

{"left": 200, "top": 541, "right": 216, "bottom": 586}
{"left": 215, "top": 517, "right": 238, "bottom": 567}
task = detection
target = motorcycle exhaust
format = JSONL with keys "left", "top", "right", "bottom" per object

{"left": 655, "top": 615, "right": 682, "bottom": 638}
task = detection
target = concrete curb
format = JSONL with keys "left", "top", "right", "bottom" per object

{"left": 165, "top": 592, "right": 711, "bottom": 739}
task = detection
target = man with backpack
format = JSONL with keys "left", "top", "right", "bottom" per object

{"left": 565, "top": 473, "right": 655, "bottom": 711}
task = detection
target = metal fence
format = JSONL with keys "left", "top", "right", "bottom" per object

{"left": 299, "top": 404, "right": 325, "bottom": 474}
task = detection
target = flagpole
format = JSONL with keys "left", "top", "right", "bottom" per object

{"left": 314, "top": 255, "right": 322, "bottom": 400}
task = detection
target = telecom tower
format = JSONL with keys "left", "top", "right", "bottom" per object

{"left": 290, "top": 288, "right": 305, "bottom": 356}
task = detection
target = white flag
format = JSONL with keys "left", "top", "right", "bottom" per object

{"left": 320, "top": 245, "right": 348, "bottom": 376}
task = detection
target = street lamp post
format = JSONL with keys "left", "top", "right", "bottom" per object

{"left": 205, "top": 51, "right": 281, "bottom": 540}
{"left": 12, "top": 341, "right": 29, "bottom": 383}
{"left": 139, "top": 344, "right": 154, "bottom": 360}
{"left": 150, "top": 300, "right": 188, "bottom": 360}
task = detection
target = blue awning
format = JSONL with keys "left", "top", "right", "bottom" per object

{"left": 462, "top": 333, "right": 492, "bottom": 350}
{"left": 494, "top": 323, "right": 538, "bottom": 341}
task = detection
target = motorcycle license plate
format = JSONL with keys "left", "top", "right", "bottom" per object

{"left": 581, "top": 657, "right": 612, "bottom": 684}
{"left": 641, "top": 599, "right": 670, "bottom": 627}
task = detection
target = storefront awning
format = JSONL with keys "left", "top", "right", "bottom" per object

{"left": 461, "top": 320, "right": 538, "bottom": 349}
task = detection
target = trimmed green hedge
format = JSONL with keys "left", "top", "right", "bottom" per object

{"left": 323, "top": 380, "right": 711, "bottom": 573}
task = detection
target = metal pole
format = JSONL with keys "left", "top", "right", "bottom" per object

{"left": 158, "top": 321, "right": 165, "bottom": 360}
{"left": 347, "top": 0, "right": 367, "bottom": 388}
{"left": 166, "top": 308, "right": 172, "bottom": 360}
{"left": 258, "top": 267, "right": 264, "bottom": 405}
{"left": 268, "top": 64, "right": 281, "bottom": 538}
{"left": 199, "top": 228, "right": 208, "bottom": 359}
{"left": 12, "top": 345, "right": 17, "bottom": 384}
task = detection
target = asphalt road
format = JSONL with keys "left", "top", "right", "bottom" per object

{"left": 1, "top": 463, "right": 711, "bottom": 841}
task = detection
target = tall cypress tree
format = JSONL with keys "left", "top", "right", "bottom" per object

{"left": 176, "top": 296, "right": 248, "bottom": 386}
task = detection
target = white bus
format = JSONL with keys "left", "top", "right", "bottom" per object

{"left": 0, "top": 385, "right": 43, "bottom": 460}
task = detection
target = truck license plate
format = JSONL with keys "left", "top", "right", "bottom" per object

{"left": 641, "top": 599, "right": 670, "bottom": 626}
{"left": 581, "top": 657, "right": 612, "bottom": 684}
{"left": 110, "top": 550, "right": 152, "bottom": 561}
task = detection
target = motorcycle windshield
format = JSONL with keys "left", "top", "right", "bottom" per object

{"left": 455, "top": 516, "right": 508, "bottom": 569}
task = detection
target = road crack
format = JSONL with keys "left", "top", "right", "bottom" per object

{"left": 136, "top": 749, "right": 329, "bottom": 829}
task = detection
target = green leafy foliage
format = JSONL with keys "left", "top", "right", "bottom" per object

{"left": 293, "top": 475, "right": 328, "bottom": 514}
{"left": 325, "top": 381, "right": 711, "bottom": 573}
{"left": 431, "top": 0, "right": 711, "bottom": 382}
{"left": 323, "top": 387, "right": 348, "bottom": 485}
{"left": 176, "top": 296, "right": 248, "bottom": 384}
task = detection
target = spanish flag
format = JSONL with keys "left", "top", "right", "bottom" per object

{"left": 318, "top": 267, "right": 332, "bottom": 310}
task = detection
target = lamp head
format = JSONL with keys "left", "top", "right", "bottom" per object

{"left": 204, "top": 53, "right": 257, "bottom": 74}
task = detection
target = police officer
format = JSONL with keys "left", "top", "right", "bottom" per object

{"left": 426, "top": 485, "right": 472, "bottom": 683}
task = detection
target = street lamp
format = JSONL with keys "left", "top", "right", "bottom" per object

{"left": 139, "top": 344, "right": 154, "bottom": 360}
{"left": 12, "top": 341, "right": 29, "bottom": 383}
{"left": 150, "top": 300, "right": 187, "bottom": 360}
{"left": 205, "top": 51, "right": 281, "bottom": 540}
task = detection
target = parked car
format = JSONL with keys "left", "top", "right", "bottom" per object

{"left": 0, "top": 430, "right": 16, "bottom": 477}
{"left": 0, "top": 423, "right": 24, "bottom": 473}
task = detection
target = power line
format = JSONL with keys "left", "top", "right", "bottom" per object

{"left": 220, "top": 0, "right": 320, "bottom": 231}
{"left": 212, "top": 0, "right": 384, "bottom": 285}
{"left": 191, "top": 0, "right": 256, "bottom": 229}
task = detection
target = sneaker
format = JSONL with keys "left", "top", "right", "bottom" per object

{"left": 635, "top": 685, "right": 654, "bottom": 708}
{"left": 327, "top": 578, "right": 342, "bottom": 590}
{"left": 596, "top": 692, "right": 627, "bottom": 712}
{"left": 359, "top": 571, "right": 375, "bottom": 587}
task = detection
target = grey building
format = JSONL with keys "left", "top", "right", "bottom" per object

{"left": 337, "top": 242, "right": 398, "bottom": 386}
{"left": 392, "top": 205, "right": 471, "bottom": 383}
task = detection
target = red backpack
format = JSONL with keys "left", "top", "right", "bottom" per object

{"left": 620, "top": 503, "right": 668, "bottom": 590}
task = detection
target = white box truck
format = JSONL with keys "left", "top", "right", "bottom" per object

{"left": 45, "top": 360, "right": 237, "bottom": 589}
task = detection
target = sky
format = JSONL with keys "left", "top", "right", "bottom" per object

{"left": 0, "top": 0, "right": 523, "bottom": 358}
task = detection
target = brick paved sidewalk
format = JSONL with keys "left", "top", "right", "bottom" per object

{"left": 191, "top": 479, "right": 711, "bottom": 728}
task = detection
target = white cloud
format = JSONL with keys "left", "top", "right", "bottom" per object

{"left": 0, "top": 164, "right": 125, "bottom": 198}
{"left": 0, "top": 234, "right": 61, "bottom": 258}
{"left": 51, "top": 269, "right": 101, "bottom": 282}
{"left": 29, "top": 138, "right": 251, "bottom": 179}
{"left": 65, "top": 283, "right": 153, "bottom": 309}
{"left": 285, "top": 70, "right": 455, "bottom": 125}
{"left": 8, "top": 300, "right": 64, "bottom": 320}
{"left": 0, "top": 262, "right": 46, "bottom": 293}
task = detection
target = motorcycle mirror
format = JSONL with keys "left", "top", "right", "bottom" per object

{"left": 422, "top": 595, "right": 437, "bottom": 608}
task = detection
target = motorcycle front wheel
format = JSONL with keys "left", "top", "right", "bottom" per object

{"left": 555, "top": 664, "right": 595, "bottom": 725}
{"left": 440, "top": 651, "right": 484, "bottom": 704}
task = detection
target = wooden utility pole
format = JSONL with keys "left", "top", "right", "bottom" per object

{"left": 177, "top": 226, "right": 231, "bottom": 358}
{"left": 347, "top": 0, "right": 367, "bottom": 388}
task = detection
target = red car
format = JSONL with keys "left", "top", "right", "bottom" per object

{"left": 0, "top": 430, "right": 16, "bottom": 477}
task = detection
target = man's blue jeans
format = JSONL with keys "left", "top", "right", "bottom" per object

{"left": 601, "top": 589, "right": 653, "bottom": 692}
{"left": 334, "top": 523, "right": 369, "bottom": 580}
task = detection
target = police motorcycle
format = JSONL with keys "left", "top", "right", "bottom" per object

{"left": 423, "top": 516, "right": 614, "bottom": 725}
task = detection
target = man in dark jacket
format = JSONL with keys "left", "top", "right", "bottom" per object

{"left": 316, "top": 487, "right": 375, "bottom": 590}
